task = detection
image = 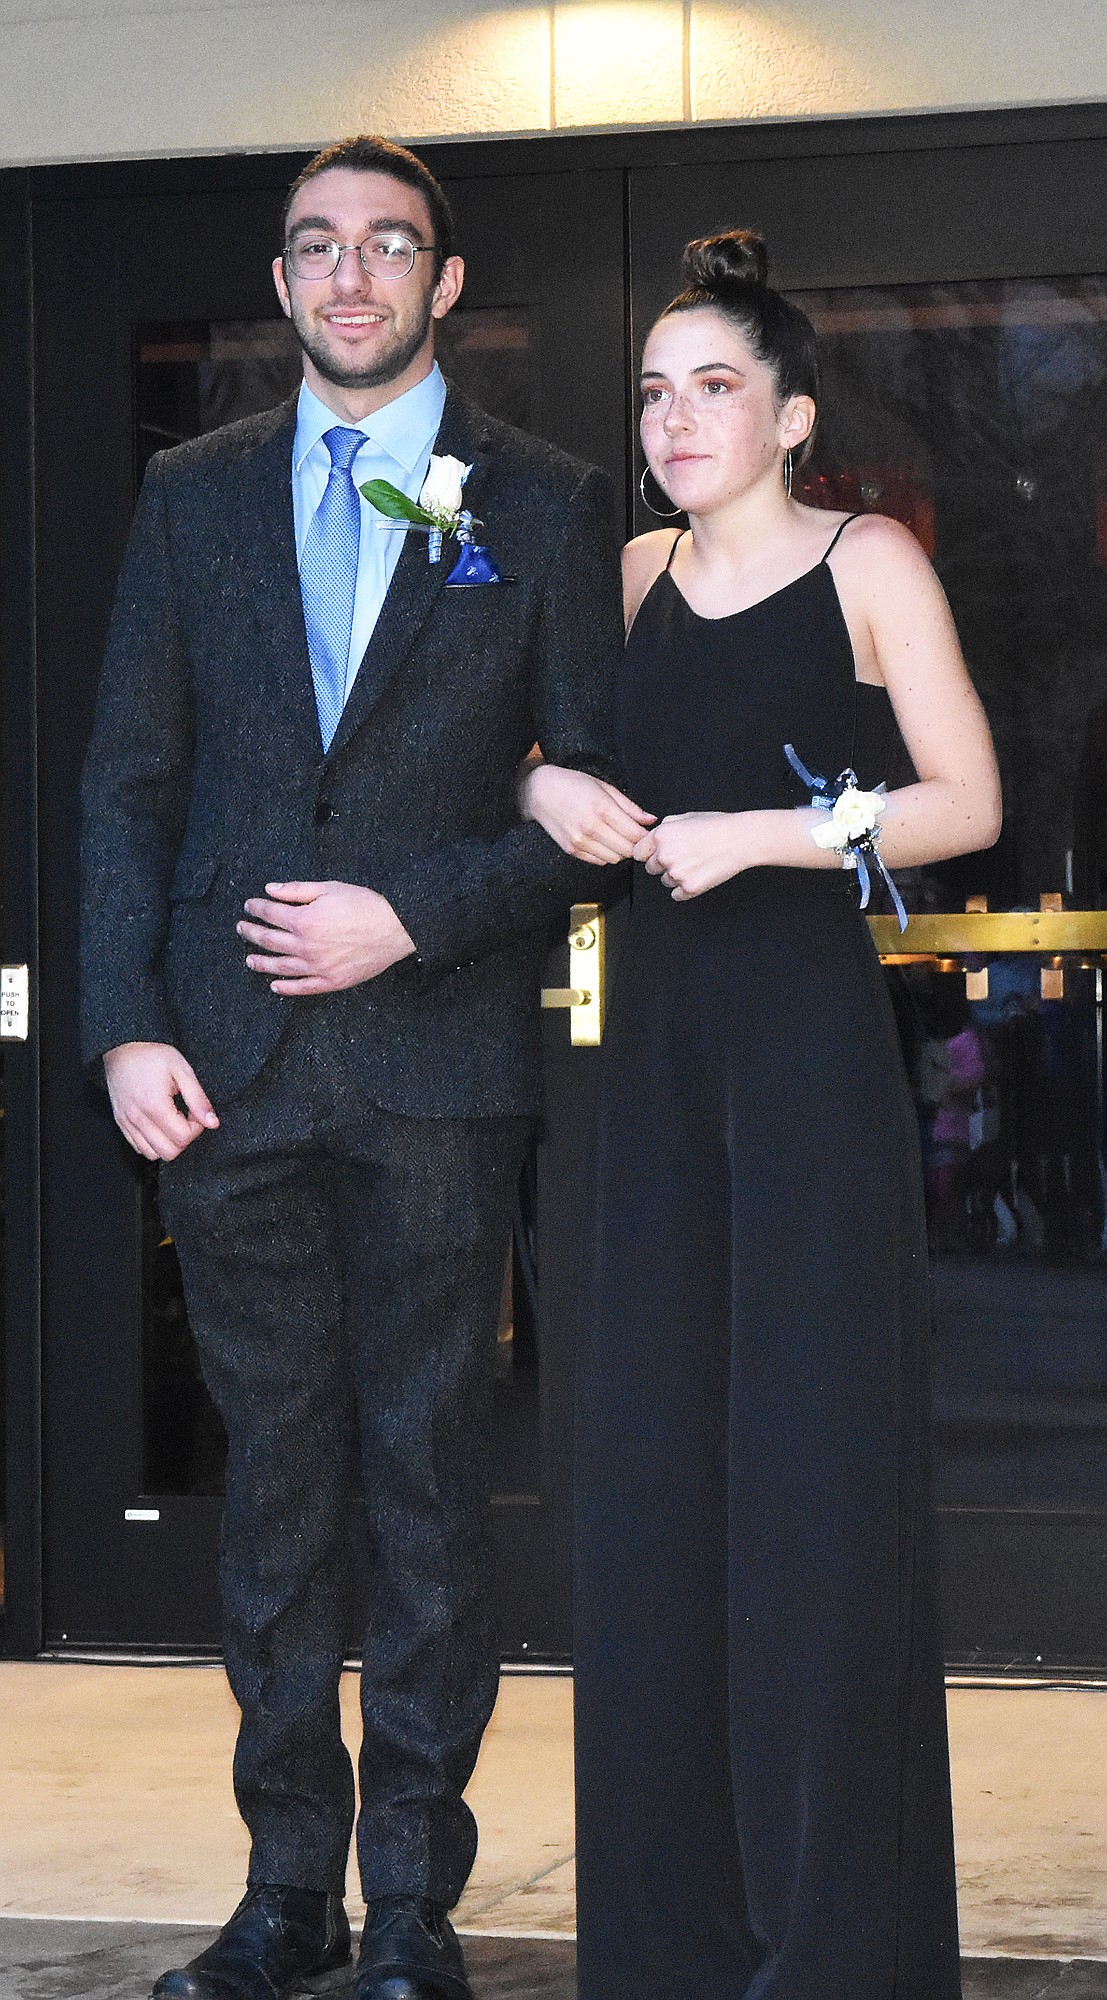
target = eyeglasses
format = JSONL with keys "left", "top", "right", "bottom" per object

{"left": 283, "top": 230, "right": 435, "bottom": 282}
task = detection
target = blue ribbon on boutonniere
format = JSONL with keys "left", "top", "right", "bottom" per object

{"left": 784, "top": 741, "right": 908, "bottom": 933}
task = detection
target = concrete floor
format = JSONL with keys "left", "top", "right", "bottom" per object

{"left": 2, "top": 1664, "right": 1107, "bottom": 1996}
{"left": 0, "top": 1665, "right": 576, "bottom": 1937}
{"left": 2, "top": 1921, "right": 1107, "bottom": 2000}
{"left": 0, "top": 1922, "right": 578, "bottom": 2000}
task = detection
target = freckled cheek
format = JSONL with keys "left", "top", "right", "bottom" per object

{"left": 640, "top": 408, "right": 672, "bottom": 467}
{"left": 709, "top": 410, "right": 772, "bottom": 474}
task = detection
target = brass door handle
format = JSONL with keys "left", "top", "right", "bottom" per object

{"left": 541, "top": 903, "right": 605, "bottom": 1045}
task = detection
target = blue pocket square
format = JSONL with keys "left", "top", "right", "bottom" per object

{"left": 445, "top": 544, "right": 515, "bottom": 587}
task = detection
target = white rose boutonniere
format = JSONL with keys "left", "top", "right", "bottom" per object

{"left": 417, "top": 453, "right": 470, "bottom": 522}
{"left": 359, "top": 451, "right": 473, "bottom": 556}
{"left": 359, "top": 453, "right": 508, "bottom": 586}
{"left": 784, "top": 742, "right": 908, "bottom": 932}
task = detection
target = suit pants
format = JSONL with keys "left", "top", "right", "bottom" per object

{"left": 159, "top": 1007, "right": 532, "bottom": 1906}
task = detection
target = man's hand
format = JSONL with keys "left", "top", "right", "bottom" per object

{"left": 238, "top": 881, "right": 417, "bottom": 995}
{"left": 104, "top": 1042, "right": 220, "bottom": 1162}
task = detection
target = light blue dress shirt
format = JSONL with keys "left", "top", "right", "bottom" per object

{"left": 292, "top": 364, "right": 448, "bottom": 702}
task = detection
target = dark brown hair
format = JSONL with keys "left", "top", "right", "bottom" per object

{"left": 659, "top": 228, "right": 820, "bottom": 458}
{"left": 283, "top": 135, "right": 455, "bottom": 277}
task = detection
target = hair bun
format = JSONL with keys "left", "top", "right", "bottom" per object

{"left": 682, "top": 228, "right": 769, "bottom": 294}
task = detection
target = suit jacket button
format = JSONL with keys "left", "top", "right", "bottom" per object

{"left": 314, "top": 800, "right": 336, "bottom": 825}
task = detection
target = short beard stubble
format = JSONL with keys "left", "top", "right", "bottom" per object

{"left": 291, "top": 284, "right": 437, "bottom": 392}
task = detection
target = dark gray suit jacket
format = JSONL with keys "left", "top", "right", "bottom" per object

{"left": 80, "top": 384, "right": 623, "bottom": 1115}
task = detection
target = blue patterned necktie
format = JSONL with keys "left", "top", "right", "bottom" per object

{"left": 299, "top": 425, "right": 366, "bottom": 751}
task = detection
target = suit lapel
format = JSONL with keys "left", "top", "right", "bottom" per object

{"left": 240, "top": 397, "right": 324, "bottom": 759}
{"left": 326, "top": 387, "right": 493, "bottom": 759}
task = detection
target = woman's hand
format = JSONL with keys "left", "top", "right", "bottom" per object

{"left": 521, "top": 763, "right": 656, "bottom": 863}
{"left": 634, "top": 812, "right": 762, "bottom": 899}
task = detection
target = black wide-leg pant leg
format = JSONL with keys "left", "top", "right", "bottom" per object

{"left": 574, "top": 1058, "right": 762, "bottom": 2000}
{"left": 161, "top": 1062, "right": 531, "bottom": 1908}
{"left": 574, "top": 1005, "right": 960, "bottom": 1998}
{"left": 723, "top": 1068, "right": 961, "bottom": 2000}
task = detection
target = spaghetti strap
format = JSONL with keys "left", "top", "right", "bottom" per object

{"left": 664, "top": 529, "right": 688, "bottom": 571}
{"left": 822, "top": 512, "right": 861, "bottom": 562}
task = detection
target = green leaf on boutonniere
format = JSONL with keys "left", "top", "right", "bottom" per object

{"left": 358, "top": 479, "right": 435, "bottom": 526}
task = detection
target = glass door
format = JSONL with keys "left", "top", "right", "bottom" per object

{"left": 631, "top": 138, "right": 1107, "bottom": 1665}
{"left": 801, "top": 273, "right": 1107, "bottom": 1665}
{"left": 29, "top": 153, "right": 626, "bottom": 1654}
{"left": 26, "top": 116, "right": 1107, "bottom": 1665}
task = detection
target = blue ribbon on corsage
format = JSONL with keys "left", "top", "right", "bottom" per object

{"left": 360, "top": 454, "right": 509, "bottom": 587}
{"left": 784, "top": 742, "right": 908, "bottom": 933}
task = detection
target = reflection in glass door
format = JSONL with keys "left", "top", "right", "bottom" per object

{"left": 135, "top": 309, "right": 534, "bottom": 478}
{"left": 792, "top": 278, "right": 1107, "bottom": 910}
{"left": 792, "top": 278, "right": 1107, "bottom": 1661}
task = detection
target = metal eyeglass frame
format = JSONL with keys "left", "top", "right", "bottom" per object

{"left": 283, "top": 232, "right": 437, "bottom": 282}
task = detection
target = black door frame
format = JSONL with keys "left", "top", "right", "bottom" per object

{"left": 7, "top": 100, "right": 1107, "bottom": 1661}
{"left": 1, "top": 166, "right": 42, "bottom": 1659}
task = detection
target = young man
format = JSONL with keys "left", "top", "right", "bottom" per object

{"left": 81, "top": 134, "right": 623, "bottom": 2000}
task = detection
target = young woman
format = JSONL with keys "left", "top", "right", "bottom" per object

{"left": 522, "top": 230, "right": 1000, "bottom": 1999}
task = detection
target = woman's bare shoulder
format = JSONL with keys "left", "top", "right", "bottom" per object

{"left": 622, "top": 529, "right": 682, "bottom": 627}
{"left": 827, "top": 510, "right": 935, "bottom": 582}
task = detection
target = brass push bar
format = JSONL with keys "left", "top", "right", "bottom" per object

{"left": 868, "top": 910, "right": 1107, "bottom": 956}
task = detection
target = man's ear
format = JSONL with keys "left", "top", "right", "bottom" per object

{"left": 431, "top": 255, "right": 465, "bottom": 322}
{"left": 272, "top": 255, "right": 293, "bottom": 320}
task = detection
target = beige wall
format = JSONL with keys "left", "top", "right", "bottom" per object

{"left": 0, "top": 0, "right": 1105, "bottom": 167}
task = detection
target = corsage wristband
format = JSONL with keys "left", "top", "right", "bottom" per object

{"left": 784, "top": 742, "right": 908, "bottom": 933}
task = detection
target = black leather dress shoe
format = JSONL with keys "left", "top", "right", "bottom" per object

{"left": 352, "top": 1897, "right": 473, "bottom": 2000}
{"left": 150, "top": 1885, "right": 351, "bottom": 1999}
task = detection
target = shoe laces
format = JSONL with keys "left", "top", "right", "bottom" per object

{"left": 369, "top": 1896, "right": 444, "bottom": 1945}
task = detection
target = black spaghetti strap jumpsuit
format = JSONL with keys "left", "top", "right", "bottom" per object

{"left": 573, "top": 518, "right": 962, "bottom": 2000}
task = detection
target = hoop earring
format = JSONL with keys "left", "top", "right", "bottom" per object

{"left": 783, "top": 448, "right": 794, "bottom": 499}
{"left": 639, "top": 466, "right": 681, "bottom": 518}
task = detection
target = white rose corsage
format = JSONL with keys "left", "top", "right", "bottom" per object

{"left": 784, "top": 742, "right": 908, "bottom": 932}
{"left": 359, "top": 453, "right": 506, "bottom": 586}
